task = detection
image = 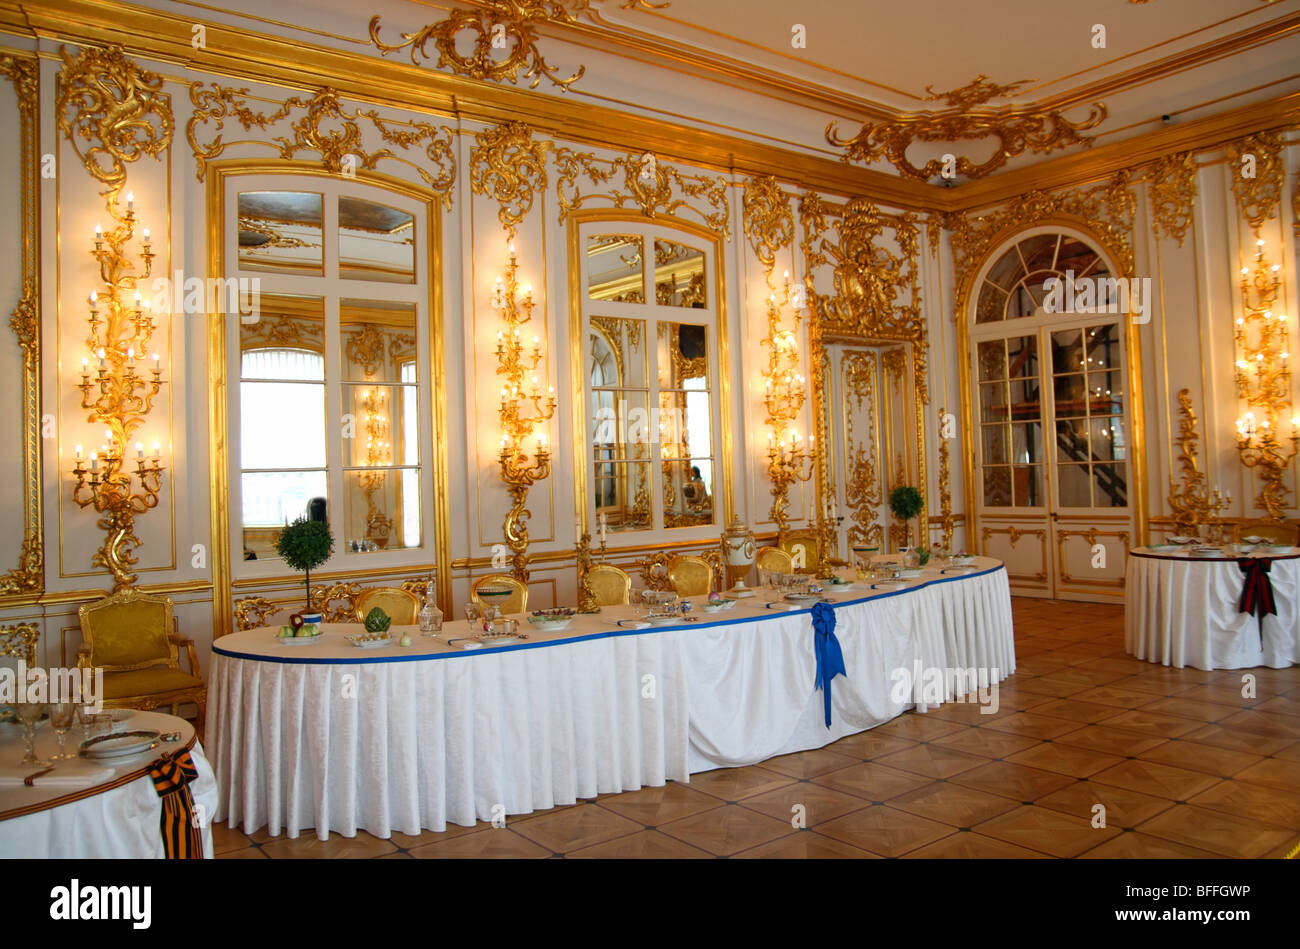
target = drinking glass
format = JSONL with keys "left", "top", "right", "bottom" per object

{"left": 16, "top": 701, "right": 46, "bottom": 767}
{"left": 49, "top": 701, "right": 76, "bottom": 760}
{"left": 463, "top": 601, "right": 481, "bottom": 625}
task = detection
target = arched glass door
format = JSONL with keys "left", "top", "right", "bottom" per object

{"left": 970, "top": 229, "right": 1132, "bottom": 601}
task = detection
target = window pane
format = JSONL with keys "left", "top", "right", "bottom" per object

{"left": 1018, "top": 234, "right": 1059, "bottom": 273}
{"left": 979, "top": 382, "right": 1009, "bottom": 423}
{"left": 1006, "top": 336, "right": 1038, "bottom": 379}
{"left": 658, "top": 322, "right": 709, "bottom": 388}
{"left": 587, "top": 234, "right": 644, "bottom": 302}
{"left": 340, "top": 300, "right": 417, "bottom": 384}
{"left": 1094, "top": 464, "right": 1127, "bottom": 507}
{"left": 976, "top": 282, "right": 1007, "bottom": 324}
{"left": 654, "top": 239, "right": 706, "bottom": 308}
{"left": 1053, "top": 372, "right": 1088, "bottom": 419}
{"left": 340, "top": 383, "right": 417, "bottom": 468}
{"left": 977, "top": 340, "right": 1006, "bottom": 381}
{"left": 240, "top": 294, "right": 326, "bottom": 376}
{"left": 240, "top": 470, "right": 328, "bottom": 562}
{"left": 981, "top": 425, "right": 1009, "bottom": 465}
{"left": 593, "top": 460, "right": 652, "bottom": 532}
{"left": 1012, "top": 465, "right": 1043, "bottom": 507}
{"left": 1058, "top": 463, "right": 1092, "bottom": 507}
{"left": 343, "top": 468, "right": 420, "bottom": 553}
{"left": 338, "top": 196, "right": 415, "bottom": 283}
{"left": 241, "top": 381, "right": 326, "bottom": 469}
{"left": 237, "top": 192, "right": 323, "bottom": 275}
{"left": 664, "top": 458, "right": 713, "bottom": 528}
{"left": 589, "top": 315, "right": 648, "bottom": 388}
{"left": 659, "top": 389, "right": 713, "bottom": 459}
{"left": 983, "top": 466, "right": 1011, "bottom": 507}
{"left": 591, "top": 389, "right": 650, "bottom": 458}
{"left": 1012, "top": 422, "right": 1044, "bottom": 465}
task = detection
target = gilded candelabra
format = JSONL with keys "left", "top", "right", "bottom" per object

{"left": 763, "top": 270, "right": 815, "bottom": 538}
{"left": 494, "top": 241, "right": 556, "bottom": 582}
{"left": 575, "top": 531, "right": 600, "bottom": 613}
{"left": 359, "top": 387, "right": 393, "bottom": 548}
{"left": 71, "top": 191, "right": 167, "bottom": 591}
{"left": 1233, "top": 239, "right": 1298, "bottom": 520}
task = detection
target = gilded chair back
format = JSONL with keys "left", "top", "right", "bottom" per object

{"left": 355, "top": 587, "right": 422, "bottom": 626}
{"left": 78, "top": 589, "right": 176, "bottom": 671}
{"left": 667, "top": 555, "right": 713, "bottom": 597}
{"left": 588, "top": 564, "right": 632, "bottom": 606}
{"left": 780, "top": 530, "right": 822, "bottom": 573}
{"left": 755, "top": 546, "right": 793, "bottom": 574}
{"left": 471, "top": 574, "right": 529, "bottom": 614}
{"left": 1234, "top": 520, "right": 1300, "bottom": 546}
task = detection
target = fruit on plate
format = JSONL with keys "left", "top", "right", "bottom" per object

{"left": 296, "top": 623, "right": 319, "bottom": 638}
{"left": 278, "top": 625, "right": 295, "bottom": 638}
{"left": 364, "top": 607, "right": 392, "bottom": 633}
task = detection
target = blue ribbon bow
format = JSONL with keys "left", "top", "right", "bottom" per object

{"left": 811, "top": 602, "right": 847, "bottom": 728}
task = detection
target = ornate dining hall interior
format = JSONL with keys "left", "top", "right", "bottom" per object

{"left": 1, "top": 0, "right": 1300, "bottom": 866}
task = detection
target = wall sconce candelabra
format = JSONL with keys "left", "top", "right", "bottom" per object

{"left": 762, "top": 269, "right": 815, "bottom": 538}
{"left": 1233, "top": 238, "right": 1298, "bottom": 520}
{"left": 494, "top": 240, "right": 556, "bottom": 582}
{"left": 71, "top": 191, "right": 166, "bottom": 591}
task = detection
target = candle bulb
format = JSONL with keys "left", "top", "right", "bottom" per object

{"left": 135, "top": 442, "right": 143, "bottom": 459}
{"left": 126, "top": 191, "right": 134, "bottom": 211}
{"left": 89, "top": 453, "right": 98, "bottom": 472}
{"left": 153, "top": 441, "right": 160, "bottom": 458}
{"left": 97, "top": 348, "right": 106, "bottom": 369}
{"left": 74, "top": 444, "right": 82, "bottom": 461}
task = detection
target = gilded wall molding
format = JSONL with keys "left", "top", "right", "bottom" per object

{"left": 1166, "top": 387, "right": 1222, "bottom": 535}
{"left": 1226, "top": 130, "right": 1285, "bottom": 236}
{"left": 469, "top": 121, "right": 550, "bottom": 240}
{"left": 0, "top": 53, "right": 42, "bottom": 599}
{"left": 826, "top": 75, "right": 1107, "bottom": 181}
{"left": 1145, "top": 150, "right": 1197, "bottom": 247}
{"left": 553, "top": 148, "right": 731, "bottom": 238}
{"left": 841, "top": 350, "right": 883, "bottom": 551}
{"left": 368, "top": 2, "right": 587, "bottom": 91}
{"left": 0, "top": 622, "right": 39, "bottom": 665}
{"left": 742, "top": 175, "right": 794, "bottom": 280}
{"left": 55, "top": 45, "right": 173, "bottom": 210}
{"left": 186, "top": 85, "right": 456, "bottom": 206}
{"left": 949, "top": 171, "right": 1138, "bottom": 320}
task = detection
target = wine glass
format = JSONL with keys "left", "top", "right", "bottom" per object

{"left": 15, "top": 701, "right": 47, "bottom": 767}
{"left": 49, "top": 701, "right": 76, "bottom": 760}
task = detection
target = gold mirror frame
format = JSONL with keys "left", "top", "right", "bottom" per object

{"left": 955, "top": 217, "right": 1148, "bottom": 550}
{"left": 206, "top": 160, "right": 451, "bottom": 637}
{"left": 0, "top": 54, "right": 43, "bottom": 601}
{"left": 568, "top": 210, "right": 733, "bottom": 539}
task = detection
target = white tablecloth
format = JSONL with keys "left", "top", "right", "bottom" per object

{"left": 210, "top": 561, "right": 1014, "bottom": 839}
{"left": 0, "top": 712, "right": 217, "bottom": 859}
{"left": 1126, "top": 548, "right": 1300, "bottom": 670}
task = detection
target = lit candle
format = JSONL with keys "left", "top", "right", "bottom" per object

{"left": 97, "top": 348, "right": 106, "bottom": 369}
{"left": 74, "top": 444, "right": 82, "bottom": 461}
{"left": 537, "top": 433, "right": 547, "bottom": 451}
{"left": 135, "top": 442, "right": 143, "bottom": 459}
{"left": 81, "top": 357, "right": 88, "bottom": 373}
{"left": 153, "top": 441, "right": 160, "bottom": 458}
{"left": 152, "top": 352, "right": 160, "bottom": 371}
{"left": 126, "top": 191, "right": 134, "bottom": 211}
{"left": 89, "top": 452, "right": 98, "bottom": 472}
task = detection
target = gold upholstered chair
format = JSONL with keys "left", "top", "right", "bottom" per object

{"left": 77, "top": 588, "right": 206, "bottom": 732}
{"left": 780, "top": 529, "right": 823, "bottom": 574}
{"left": 755, "top": 546, "right": 794, "bottom": 574}
{"left": 587, "top": 563, "right": 632, "bottom": 606}
{"left": 667, "top": 555, "right": 713, "bottom": 597}
{"left": 471, "top": 574, "right": 529, "bottom": 615}
{"left": 354, "top": 587, "right": 421, "bottom": 625}
{"left": 1234, "top": 520, "right": 1300, "bottom": 546}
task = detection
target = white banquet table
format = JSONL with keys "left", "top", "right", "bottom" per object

{"left": 209, "top": 559, "right": 1014, "bottom": 840}
{"left": 0, "top": 711, "right": 217, "bottom": 858}
{"left": 1126, "top": 547, "right": 1300, "bottom": 670}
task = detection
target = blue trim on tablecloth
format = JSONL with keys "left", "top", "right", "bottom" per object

{"left": 211, "top": 562, "right": 1007, "bottom": 665}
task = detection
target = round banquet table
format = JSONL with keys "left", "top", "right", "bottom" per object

{"left": 209, "top": 559, "right": 1014, "bottom": 840}
{"left": 0, "top": 710, "right": 217, "bottom": 858}
{"left": 1126, "top": 546, "right": 1300, "bottom": 670}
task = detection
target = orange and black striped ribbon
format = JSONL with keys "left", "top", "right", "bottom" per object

{"left": 149, "top": 749, "right": 203, "bottom": 859}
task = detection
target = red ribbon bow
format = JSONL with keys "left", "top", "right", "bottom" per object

{"left": 149, "top": 749, "right": 203, "bottom": 859}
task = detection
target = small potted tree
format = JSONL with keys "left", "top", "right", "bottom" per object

{"left": 888, "top": 485, "right": 925, "bottom": 566}
{"left": 276, "top": 516, "right": 335, "bottom": 611}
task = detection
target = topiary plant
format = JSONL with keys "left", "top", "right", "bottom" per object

{"left": 276, "top": 516, "right": 334, "bottom": 610}
{"left": 888, "top": 485, "right": 925, "bottom": 548}
{"left": 363, "top": 607, "right": 392, "bottom": 634}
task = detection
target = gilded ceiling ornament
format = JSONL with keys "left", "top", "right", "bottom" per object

{"left": 186, "top": 84, "right": 456, "bottom": 206}
{"left": 825, "top": 75, "right": 1107, "bottom": 181}
{"left": 948, "top": 171, "right": 1137, "bottom": 321}
{"left": 1226, "top": 130, "right": 1284, "bottom": 237}
{"left": 368, "top": 2, "right": 587, "bottom": 91}
{"left": 1145, "top": 151, "right": 1197, "bottom": 247}
{"left": 56, "top": 45, "right": 174, "bottom": 212}
{"left": 742, "top": 175, "right": 794, "bottom": 280}
{"left": 470, "top": 121, "right": 550, "bottom": 240}
{"left": 553, "top": 147, "right": 731, "bottom": 238}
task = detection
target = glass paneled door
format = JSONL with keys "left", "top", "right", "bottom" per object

{"left": 970, "top": 231, "right": 1133, "bottom": 601}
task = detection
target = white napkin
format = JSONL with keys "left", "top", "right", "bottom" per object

{"left": 0, "top": 765, "right": 116, "bottom": 788}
